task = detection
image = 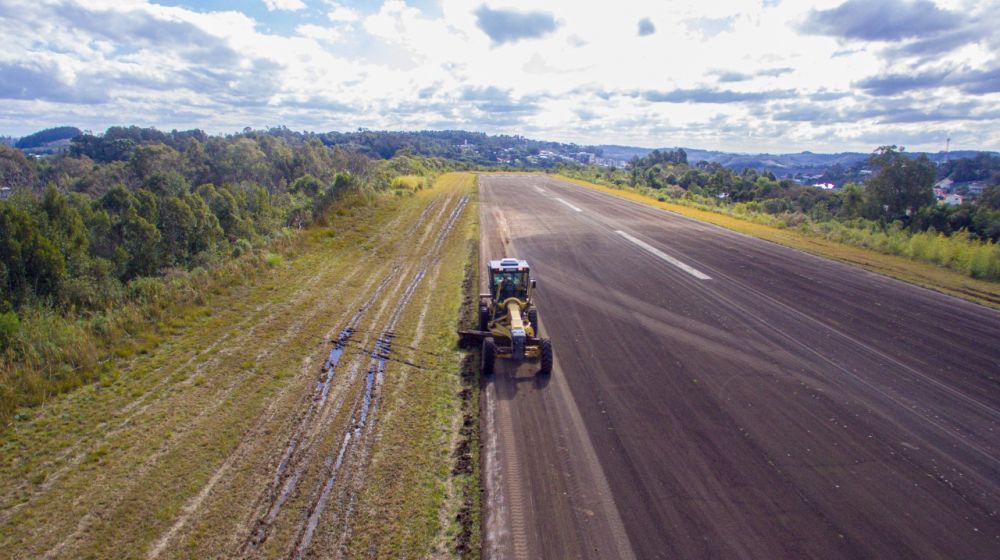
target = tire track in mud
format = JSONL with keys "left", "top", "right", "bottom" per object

{"left": 239, "top": 267, "right": 401, "bottom": 556}
{"left": 157, "top": 202, "right": 440, "bottom": 558}
{"left": 290, "top": 196, "right": 470, "bottom": 559}
{"left": 45, "top": 253, "right": 369, "bottom": 560}
{"left": 146, "top": 262, "right": 398, "bottom": 560}
{"left": 238, "top": 197, "right": 452, "bottom": 557}
{"left": 38, "top": 201, "right": 441, "bottom": 559}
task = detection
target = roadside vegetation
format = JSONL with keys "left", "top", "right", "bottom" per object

{"left": 0, "top": 127, "right": 453, "bottom": 428}
{"left": 557, "top": 146, "right": 1000, "bottom": 284}
{"left": 0, "top": 173, "right": 478, "bottom": 558}
{"left": 555, "top": 174, "right": 1000, "bottom": 308}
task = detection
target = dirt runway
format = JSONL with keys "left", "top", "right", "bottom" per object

{"left": 479, "top": 174, "right": 1000, "bottom": 559}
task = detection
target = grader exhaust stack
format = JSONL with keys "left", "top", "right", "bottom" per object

{"left": 458, "top": 258, "right": 553, "bottom": 376}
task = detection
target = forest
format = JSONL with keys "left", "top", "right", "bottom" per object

{"left": 0, "top": 126, "right": 454, "bottom": 424}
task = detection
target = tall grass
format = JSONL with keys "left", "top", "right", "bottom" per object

{"left": 0, "top": 201, "right": 331, "bottom": 428}
{"left": 390, "top": 175, "right": 428, "bottom": 195}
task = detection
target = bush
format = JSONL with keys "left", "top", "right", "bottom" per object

{"left": 0, "top": 311, "right": 19, "bottom": 351}
{"left": 127, "top": 276, "right": 166, "bottom": 305}
{"left": 264, "top": 253, "right": 284, "bottom": 268}
{"left": 233, "top": 238, "right": 252, "bottom": 257}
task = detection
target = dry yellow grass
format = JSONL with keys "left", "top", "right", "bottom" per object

{"left": 553, "top": 174, "right": 1000, "bottom": 309}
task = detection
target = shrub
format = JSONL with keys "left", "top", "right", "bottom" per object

{"left": 0, "top": 311, "right": 19, "bottom": 351}
{"left": 265, "top": 253, "right": 284, "bottom": 268}
{"left": 233, "top": 238, "right": 252, "bottom": 258}
{"left": 127, "top": 277, "right": 166, "bottom": 305}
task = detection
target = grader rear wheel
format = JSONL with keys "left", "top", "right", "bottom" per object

{"left": 482, "top": 337, "right": 496, "bottom": 376}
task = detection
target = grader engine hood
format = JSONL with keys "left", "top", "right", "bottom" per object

{"left": 507, "top": 300, "right": 526, "bottom": 359}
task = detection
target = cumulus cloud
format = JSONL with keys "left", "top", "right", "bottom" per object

{"left": 686, "top": 16, "right": 734, "bottom": 37}
{"left": 460, "top": 86, "right": 540, "bottom": 114}
{"left": 856, "top": 65, "right": 1000, "bottom": 96}
{"left": 642, "top": 88, "right": 796, "bottom": 104}
{"left": 474, "top": 6, "right": 558, "bottom": 45}
{"left": 855, "top": 69, "right": 952, "bottom": 96}
{"left": 713, "top": 67, "right": 794, "bottom": 82}
{"left": 326, "top": 2, "right": 360, "bottom": 23}
{"left": 262, "top": 0, "right": 306, "bottom": 12}
{"left": 0, "top": 62, "right": 107, "bottom": 104}
{"left": 802, "top": 0, "right": 962, "bottom": 42}
{"left": 637, "top": 17, "right": 655, "bottom": 37}
{"left": 0, "top": 0, "right": 998, "bottom": 152}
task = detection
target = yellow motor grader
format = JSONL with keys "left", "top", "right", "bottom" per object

{"left": 459, "top": 258, "right": 552, "bottom": 376}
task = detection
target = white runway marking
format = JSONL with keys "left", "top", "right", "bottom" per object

{"left": 534, "top": 186, "right": 546, "bottom": 194}
{"left": 555, "top": 198, "right": 583, "bottom": 212}
{"left": 615, "top": 230, "right": 712, "bottom": 280}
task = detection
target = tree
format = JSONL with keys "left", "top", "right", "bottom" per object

{"left": 980, "top": 185, "right": 1000, "bottom": 211}
{"left": 0, "top": 202, "right": 65, "bottom": 305}
{"left": 839, "top": 182, "right": 866, "bottom": 219}
{"left": 865, "top": 146, "right": 935, "bottom": 220}
{"left": 0, "top": 145, "right": 36, "bottom": 190}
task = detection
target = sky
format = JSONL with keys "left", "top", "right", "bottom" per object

{"left": 1, "top": 0, "right": 998, "bottom": 153}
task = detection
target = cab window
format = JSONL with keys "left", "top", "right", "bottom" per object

{"left": 492, "top": 271, "right": 528, "bottom": 299}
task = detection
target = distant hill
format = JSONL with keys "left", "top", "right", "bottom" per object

{"left": 597, "top": 144, "right": 996, "bottom": 178}
{"left": 15, "top": 126, "right": 82, "bottom": 150}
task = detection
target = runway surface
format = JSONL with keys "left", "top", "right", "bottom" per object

{"left": 478, "top": 174, "right": 1000, "bottom": 559}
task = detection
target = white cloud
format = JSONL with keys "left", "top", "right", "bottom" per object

{"left": 262, "top": 0, "right": 306, "bottom": 12}
{"left": 327, "top": 2, "right": 360, "bottom": 23}
{"left": 0, "top": 0, "right": 998, "bottom": 152}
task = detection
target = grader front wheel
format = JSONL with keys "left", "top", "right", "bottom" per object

{"left": 538, "top": 338, "right": 553, "bottom": 375}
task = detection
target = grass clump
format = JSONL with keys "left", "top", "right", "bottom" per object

{"left": 264, "top": 253, "right": 284, "bottom": 268}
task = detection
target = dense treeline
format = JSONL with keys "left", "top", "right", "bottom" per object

{"left": 0, "top": 127, "right": 454, "bottom": 425}
{"left": 1, "top": 127, "right": 450, "bottom": 314}
{"left": 590, "top": 146, "right": 1000, "bottom": 243}
{"left": 283, "top": 127, "right": 596, "bottom": 166}
{"left": 938, "top": 152, "right": 1000, "bottom": 184}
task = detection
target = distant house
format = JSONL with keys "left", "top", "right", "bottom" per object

{"left": 934, "top": 178, "right": 954, "bottom": 192}
{"left": 0, "top": 187, "right": 11, "bottom": 200}
{"left": 812, "top": 182, "right": 836, "bottom": 190}
{"left": 964, "top": 181, "right": 987, "bottom": 196}
{"left": 942, "top": 193, "right": 964, "bottom": 206}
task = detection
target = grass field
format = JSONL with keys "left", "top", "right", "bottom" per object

{"left": 555, "top": 174, "right": 1000, "bottom": 309}
{"left": 0, "top": 173, "right": 480, "bottom": 559}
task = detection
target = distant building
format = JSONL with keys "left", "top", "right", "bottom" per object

{"left": 0, "top": 187, "right": 11, "bottom": 200}
{"left": 934, "top": 178, "right": 954, "bottom": 192}
{"left": 942, "top": 193, "right": 964, "bottom": 206}
{"left": 964, "top": 181, "right": 987, "bottom": 196}
{"left": 812, "top": 182, "right": 836, "bottom": 190}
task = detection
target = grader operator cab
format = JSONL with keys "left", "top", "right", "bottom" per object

{"left": 459, "top": 258, "right": 553, "bottom": 376}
